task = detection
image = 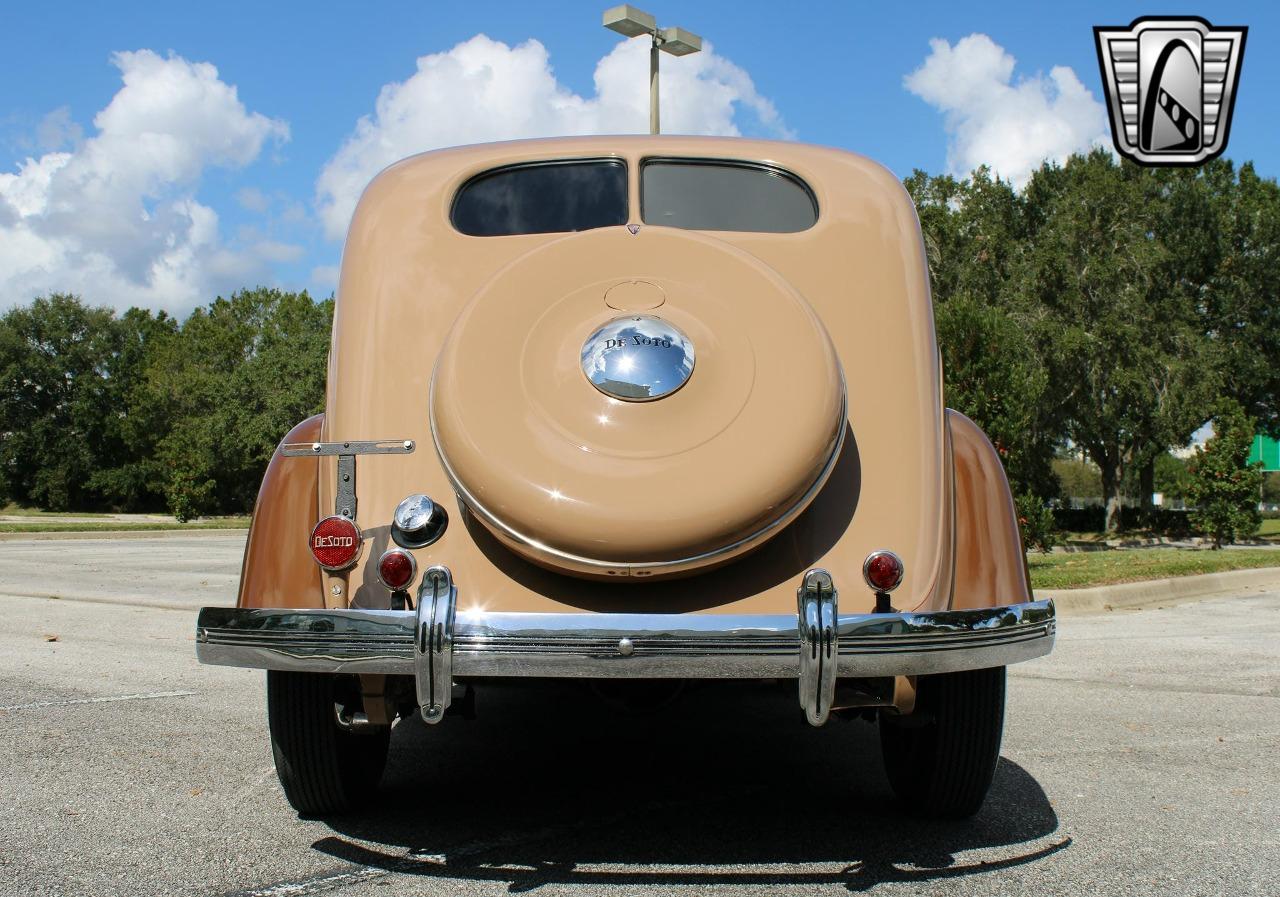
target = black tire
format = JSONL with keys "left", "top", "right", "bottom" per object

{"left": 879, "top": 666, "right": 1006, "bottom": 818}
{"left": 266, "top": 671, "right": 390, "bottom": 816}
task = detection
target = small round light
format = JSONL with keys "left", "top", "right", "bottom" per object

{"left": 377, "top": 548, "right": 417, "bottom": 591}
{"left": 310, "top": 516, "right": 362, "bottom": 571}
{"left": 391, "top": 493, "right": 447, "bottom": 548}
{"left": 394, "top": 494, "right": 436, "bottom": 532}
{"left": 863, "top": 550, "right": 904, "bottom": 592}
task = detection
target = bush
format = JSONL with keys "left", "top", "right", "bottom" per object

{"left": 1050, "top": 506, "right": 1193, "bottom": 537}
{"left": 1015, "top": 492, "right": 1057, "bottom": 552}
{"left": 1127, "top": 508, "right": 1194, "bottom": 538}
{"left": 1052, "top": 506, "right": 1105, "bottom": 533}
{"left": 1186, "top": 400, "right": 1264, "bottom": 548}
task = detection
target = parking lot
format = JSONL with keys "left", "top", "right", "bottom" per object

{"left": 1, "top": 533, "right": 1277, "bottom": 897}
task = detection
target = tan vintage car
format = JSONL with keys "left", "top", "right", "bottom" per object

{"left": 196, "top": 136, "right": 1055, "bottom": 818}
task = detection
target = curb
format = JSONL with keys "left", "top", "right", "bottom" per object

{"left": 0, "top": 529, "right": 248, "bottom": 542}
{"left": 1038, "top": 566, "right": 1280, "bottom": 614}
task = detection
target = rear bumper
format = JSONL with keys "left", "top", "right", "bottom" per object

{"left": 197, "top": 566, "right": 1054, "bottom": 726}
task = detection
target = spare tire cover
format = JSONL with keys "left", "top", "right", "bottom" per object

{"left": 431, "top": 226, "right": 845, "bottom": 578}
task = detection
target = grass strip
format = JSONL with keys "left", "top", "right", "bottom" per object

{"left": 0, "top": 519, "right": 250, "bottom": 533}
{"left": 1028, "top": 548, "right": 1280, "bottom": 590}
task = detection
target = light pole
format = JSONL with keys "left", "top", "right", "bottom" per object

{"left": 602, "top": 5, "right": 702, "bottom": 135}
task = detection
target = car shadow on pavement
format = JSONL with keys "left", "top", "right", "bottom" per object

{"left": 315, "top": 679, "right": 1068, "bottom": 892}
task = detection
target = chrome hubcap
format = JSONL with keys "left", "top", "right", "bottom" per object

{"left": 580, "top": 315, "right": 695, "bottom": 401}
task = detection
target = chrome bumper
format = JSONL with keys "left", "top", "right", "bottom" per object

{"left": 196, "top": 567, "right": 1055, "bottom": 726}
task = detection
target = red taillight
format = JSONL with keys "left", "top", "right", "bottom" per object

{"left": 377, "top": 548, "right": 417, "bottom": 591}
{"left": 863, "top": 550, "right": 904, "bottom": 592}
{"left": 310, "top": 516, "right": 362, "bottom": 570}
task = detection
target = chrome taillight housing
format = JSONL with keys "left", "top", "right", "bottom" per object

{"left": 862, "top": 550, "right": 904, "bottom": 593}
{"left": 391, "top": 493, "right": 448, "bottom": 548}
{"left": 377, "top": 548, "right": 417, "bottom": 591}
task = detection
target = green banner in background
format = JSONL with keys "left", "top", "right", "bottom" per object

{"left": 1248, "top": 435, "right": 1280, "bottom": 471}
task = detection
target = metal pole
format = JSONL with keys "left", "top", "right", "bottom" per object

{"left": 650, "top": 34, "right": 660, "bottom": 135}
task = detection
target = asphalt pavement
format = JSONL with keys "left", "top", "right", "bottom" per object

{"left": 0, "top": 535, "right": 1277, "bottom": 896}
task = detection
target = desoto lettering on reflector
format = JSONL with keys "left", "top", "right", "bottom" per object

{"left": 309, "top": 516, "right": 362, "bottom": 570}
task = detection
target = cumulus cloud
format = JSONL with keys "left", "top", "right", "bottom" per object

{"left": 316, "top": 34, "right": 787, "bottom": 240}
{"left": 905, "top": 34, "right": 1109, "bottom": 186}
{"left": 0, "top": 50, "right": 290, "bottom": 313}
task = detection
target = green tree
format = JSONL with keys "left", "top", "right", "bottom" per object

{"left": 1015, "top": 151, "right": 1217, "bottom": 532}
{"left": 0, "top": 295, "right": 122, "bottom": 510}
{"left": 1186, "top": 401, "right": 1263, "bottom": 548}
{"left": 87, "top": 307, "right": 178, "bottom": 510}
{"left": 147, "top": 288, "right": 332, "bottom": 519}
{"left": 934, "top": 295, "right": 1052, "bottom": 495}
{"left": 908, "top": 168, "right": 1057, "bottom": 499}
{"left": 1201, "top": 163, "right": 1280, "bottom": 436}
{"left": 1152, "top": 452, "right": 1191, "bottom": 502}
{"left": 1262, "top": 472, "right": 1280, "bottom": 507}
{"left": 1053, "top": 457, "right": 1102, "bottom": 502}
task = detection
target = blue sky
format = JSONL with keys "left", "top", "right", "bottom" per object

{"left": 1, "top": 1, "right": 1275, "bottom": 315}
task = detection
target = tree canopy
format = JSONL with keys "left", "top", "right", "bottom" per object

{"left": 910, "top": 151, "right": 1279, "bottom": 531}
{"left": 0, "top": 289, "right": 330, "bottom": 518}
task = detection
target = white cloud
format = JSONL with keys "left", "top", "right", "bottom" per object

{"left": 905, "top": 34, "right": 1109, "bottom": 186}
{"left": 235, "top": 186, "right": 270, "bottom": 213}
{"left": 0, "top": 50, "right": 291, "bottom": 314}
{"left": 316, "top": 34, "right": 787, "bottom": 240}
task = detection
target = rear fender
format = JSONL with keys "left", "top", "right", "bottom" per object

{"left": 947, "top": 410, "right": 1032, "bottom": 610}
{"left": 236, "top": 414, "right": 324, "bottom": 609}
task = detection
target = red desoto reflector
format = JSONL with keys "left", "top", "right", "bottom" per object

{"left": 310, "top": 516, "right": 362, "bottom": 570}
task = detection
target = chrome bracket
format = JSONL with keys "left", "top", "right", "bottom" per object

{"left": 278, "top": 439, "right": 415, "bottom": 520}
{"left": 797, "top": 568, "right": 838, "bottom": 727}
{"left": 415, "top": 565, "right": 457, "bottom": 724}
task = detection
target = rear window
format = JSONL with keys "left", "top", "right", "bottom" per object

{"left": 641, "top": 160, "right": 817, "bottom": 233}
{"left": 451, "top": 159, "right": 628, "bottom": 236}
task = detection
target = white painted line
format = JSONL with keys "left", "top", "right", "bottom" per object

{"left": 0, "top": 690, "right": 197, "bottom": 711}
{"left": 237, "top": 867, "right": 386, "bottom": 897}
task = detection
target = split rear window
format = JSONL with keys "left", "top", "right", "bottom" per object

{"left": 641, "top": 160, "right": 817, "bottom": 233}
{"left": 451, "top": 157, "right": 818, "bottom": 236}
{"left": 451, "top": 159, "right": 628, "bottom": 237}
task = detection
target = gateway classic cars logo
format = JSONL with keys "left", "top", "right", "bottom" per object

{"left": 1094, "top": 16, "right": 1247, "bottom": 166}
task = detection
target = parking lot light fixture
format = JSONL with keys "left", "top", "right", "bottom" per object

{"left": 602, "top": 5, "right": 703, "bottom": 135}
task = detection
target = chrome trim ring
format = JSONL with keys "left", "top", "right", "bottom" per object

{"left": 375, "top": 548, "right": 418, "bottom": 592}
{"left": 309, "top": 516, "right": 364, "bottom": 572}
{"left": 862, "top": 549, "right": 904, "bottom": 592}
